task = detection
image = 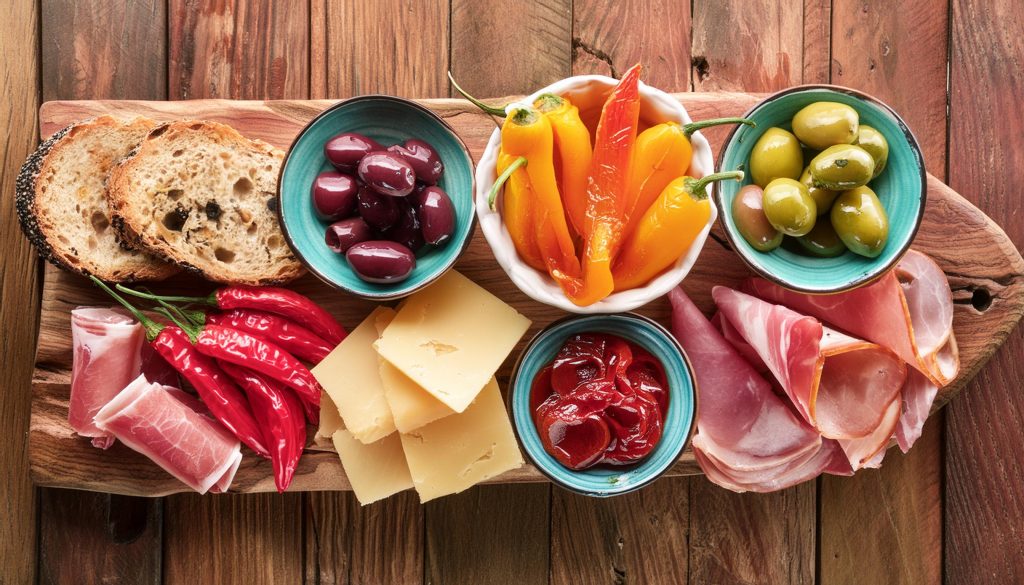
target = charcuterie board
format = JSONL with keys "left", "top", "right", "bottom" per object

{"left": 29, "top": 94, "right": 1024, "bottom": 496}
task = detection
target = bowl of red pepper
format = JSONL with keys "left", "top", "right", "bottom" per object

{"left": 509, "top": 313, "right": 696, "bottom": 496}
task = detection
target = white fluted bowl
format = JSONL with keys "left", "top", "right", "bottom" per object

{"left": 475, "top": 75, "right": 716, "bottom": 314}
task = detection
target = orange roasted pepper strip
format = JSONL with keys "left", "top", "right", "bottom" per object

{"left": 495, "top": 153, "right": 546, "bottom": 271}
{"left": 534, "top": 94, "right": 593, "bottom": 238}
{"left": 573, "top": 63, "right": 643, "bottom": 306}
{"left": 613, "top": 170, "right": 744, "bottom": 290}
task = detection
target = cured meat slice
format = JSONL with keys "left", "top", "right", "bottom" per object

{"left": 713, "top": 287, "right": 907, "bottom": 441}
{"left": 669, "top": 288, "right": 836, "bottom": 492}
{"left": 742, "top": 249, "right": 959, "bottom": 386}
{"left": 94, "top": 375, "right": 242, "bottom": 494}
{"left": 895, "top": 368, "right": 939, "bottom": 453}
{"left": 837, "top": 397, "right": 901, "bottom": 470}
{"left": 70, "top": 307, "right": 144, "bottom": 449}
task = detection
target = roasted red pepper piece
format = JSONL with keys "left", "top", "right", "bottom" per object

{"left": 206, "top": 309, "right": 333, "bottom": 364}
{"left": 218, "top": 361, "right": 306, "bottom": 493}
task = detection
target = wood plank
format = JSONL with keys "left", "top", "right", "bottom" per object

{"left": 35, "top": 1, "right": 166, "bottom": 583}
{"left": 161, "top": 7, "right": 308, "bottom": 584}
{"left": 945, "top": 0, "right": 1024, "bottom": 582}
{"left": 168, "top": 0, "right": 309, "bottom": 100}
{"left": 551, "top": 7, "right": 692, "bottom": 583}
{"left": 0, "top": 0, "right": 40, "bottom": 582}
{"left": 802, "top": 0, "right": 832, "bottom": 84}
{"left": 820, "top": 2, "right": 949, "bottom": 584}
{"left": 27, "top": 96, "right": 1024, "bottom": 497}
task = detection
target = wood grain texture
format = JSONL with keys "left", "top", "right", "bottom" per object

{"left": 802, "top": 0, "right": 832, "bottom": 84}
{"left": 40, "top": 0, "right": 166, "bottom": 102}
{"left": 425, "top": 485, "right": 550, "bottom": 585}
{"left": 0, "top": 1, "right": 40, "bottom": 583}
{"left": 820, "top": 2, "right": 949, "bottom": 583}
{"left": 945, "top": 0, "right": 1024, "bottom": 582}
{"left": 168, "top": 0, "right": 309, "bottom": 100}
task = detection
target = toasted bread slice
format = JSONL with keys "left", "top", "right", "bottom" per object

{"left": 16, "top": 116, "right": 179, "bottom": 282}
{"left": 107, "top": 120, "right": 303, "bottom": 285}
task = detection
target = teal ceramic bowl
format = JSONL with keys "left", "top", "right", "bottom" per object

{"left": 278, "top": 96, "right": 476, "bottom": 300}
{"left": 715, "top": 85, "right": 926, "bottom": 293}
{"left": 510, "top": 313, "right": 696, "bottom": 497}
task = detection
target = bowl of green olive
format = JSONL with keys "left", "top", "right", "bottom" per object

{"left": 714, "top": 85, "right": 926, "bottom": 293}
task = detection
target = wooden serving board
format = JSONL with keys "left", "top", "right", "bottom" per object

{"left": 29, "top": 95, "right": 1024, "bottom": 496}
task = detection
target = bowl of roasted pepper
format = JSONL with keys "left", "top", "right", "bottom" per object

{"left": 457, "top": 64, "right": 751, "bottom": 313}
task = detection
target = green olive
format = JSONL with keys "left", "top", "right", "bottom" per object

{"left": 732, "top": 184, "right": 783, "bottom": 252}
{"left": 796, "top": 221, "right": 847, "bottom": 258}
{"left": 799, "top": 166, "right": 838, "bottom": 215}
{"left": 749, "top": 127, "right": 803, "bottom": 188}
{"left": 855, "top": 125, "right": 889, "bottom": 178}
{"left": 830, "top": 186, "right": 889, "bottom": 258}
{"left": 792, "top": 101, "right": 859, "bottom": 149}
{"left": 809, "top": 144, "right": 876, "bottom": 190}
{"left": 762, "top": 178, "right": 816, "bottom": 237}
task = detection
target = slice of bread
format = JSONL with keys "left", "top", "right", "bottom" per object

{"left": 107, "top": 120, "right": 303, "bottom": 286}
{"left": 16, "top": 116, "right": 179, "bottom": 282}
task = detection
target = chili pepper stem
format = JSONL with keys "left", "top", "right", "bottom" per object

{"left": 684, "top": 170, "right": 746, "bottom": 199}
{"left": 154, "top": 307, "right": 202, "bottom": 344}
{"left": 488, "top": 156, "right": 528, "bottom": 210}
{"left": 115, "top": 284, "right": 217, "bottom": 307}
{"left": 682, "top": 117, "right": 756, "bottom": 138}
{"left": 533, "top": 93, "right": 567, "bottom": 113}
{"left": 89, "top": 276, "right": 164, "bottom": 341}
{"left": 448, "top": 71, "right": 508, "bottom": 117}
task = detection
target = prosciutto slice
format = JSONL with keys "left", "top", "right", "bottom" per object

{"left": 70, "top": 308, "right": 144, "bottom": 449}
{"left": 669, "top": 288, "right": 845, "bottom": 493}
{"left": 713, "top": 286, "right": 907, "bottom": 446}
{"left": 94, "top": 376, "right": 242, "bottom": 494}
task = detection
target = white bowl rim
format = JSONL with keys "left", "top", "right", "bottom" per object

{"left": 474, "top": 74, "right": 717, "bottom": 314}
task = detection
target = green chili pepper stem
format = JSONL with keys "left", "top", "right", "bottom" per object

{"left": 684, "top": 170, "right": 745, "bottom": 200}
{"left": 135, "top": 286, "right": 207, "bottom": 327}
{"left": 533, "top": 93, "right": 567, "bottom": 113}
{"left": 115, "top": 284, "right": 217, "bottom": 306}
{"left": 682, "top": 117, "right": 756, "bottom": 138}
{"left": 89, "top": 276, "right": 164, "bottom": 341}
{"left": 154, "top": 307, "right": 201, "bottom": 344}
{"left": 508, "top": 107, "right": 540, "bottom": 126}
{"left": 448, "top": 71, "right": 508, "bottom": 117}
{"left": 488, "top": 156, "right": 528, "bottom": 210}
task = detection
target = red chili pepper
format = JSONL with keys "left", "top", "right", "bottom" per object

{"left": 206, "top": 310, "right": 332, "bottom": 364}
{"left": 90, "top": 277, "right": 270, "bottom": 458}
{"left": 218, "top": 361, "right": 306, "bottom": 493}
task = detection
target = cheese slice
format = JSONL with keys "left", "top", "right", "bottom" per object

{"left": 311, "top": 307, "right": 396, "bottom": 444}
{"left": 375, "top": 271, "right": 531, "bottom": 413}
{"left": 379, "top": 358, "right": 454, "bottom": 433}
{"left": 399, "top": 378, "right": 524, "bottom": 502}
{"left": 332, "top": 429, "right": 412, "bottom": 505}
{"left": 317, "top": 390, "right": 344, "bottom": 439}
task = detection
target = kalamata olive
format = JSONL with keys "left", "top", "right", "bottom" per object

{"left": 387, "top": 139, "right": 444, "bottom": 185}
{"left": 414, "top": 186, "right": 455, "bottom": 246}
{"left": 357, "top": 185, "right": 400, "bottom": 230}
{"left": 731, "top": 184, "right": 783, "bottom": 252}
{"left": 324, "top": 133, "right": 383, "bottom": 172}
{"left": 312, "top": 171, "right": 359, "bottom": 221}
{"left": 358, "top": 151, "right": 416, "bottom": 197}
{"left": 382, "top": 200, "right": 425, "bottom": 253}
{"left": 325, "top": 217, "right": 373, "bottom": 254}
{"left": 346, "top": 240, "right": 416, "bottom": 283}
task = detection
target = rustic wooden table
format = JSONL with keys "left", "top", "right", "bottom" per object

{"left": 1, "top": 1, "right": 1022, "bottom": 583}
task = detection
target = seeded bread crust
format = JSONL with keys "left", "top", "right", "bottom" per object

{"left": 106, "top": 120, "right": 303, "bottom": 286}
{"left": 15, "top": 116, "right": 179, "bottom": 282}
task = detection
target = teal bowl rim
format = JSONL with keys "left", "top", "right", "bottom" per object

{"left": 508, "top": 313, "right": 697, "bottom": 497}
{"left": 276, "top": 94, "right": 477, "bottom": 300}
{"left": 713, "top": 83, "right": 927, "bottom": 294}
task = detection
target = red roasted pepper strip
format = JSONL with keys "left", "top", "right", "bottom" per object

{"left": 218, "top": 361, "right": 306, "bottom": 493}
{"left": 206, "top": 310, "right": 332, "bottom": 364}
{"left": 575, "top": 63, "right": 643, "bottom": 306}
{"left": 90, "top": 277, "right": 271, "bottom": 458}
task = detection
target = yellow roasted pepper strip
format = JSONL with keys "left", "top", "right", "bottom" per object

{"left": 533, "top": 93, "right": 592, "bottom": 238}
{"left": 494, "top": 153, "right": 546, "bottom": 271}
{"left": 613, "top": 170, "right": 745, "bottom": 291}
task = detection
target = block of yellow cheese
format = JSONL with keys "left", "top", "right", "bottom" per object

{"left": 332, "top": 429, "right": 412, "bottom": 505}
{"left": 375, "top": 271, "right": 531, "bottom": 413}
{"left": 317, "top": 390, "right": 344, "bottom": 439}
{"left": 378, "top": 359, "right": 454, "bottom": 433}
{"left": 311, "top": 307, "right": 396, "bottom": 444}
{"left": 399, "top": 378, "right": 524, "bottom": 502}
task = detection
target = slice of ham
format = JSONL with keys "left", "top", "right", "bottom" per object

{"left": 713, "top": 287, "right": 907, "bottom": 444}
{"left": 669, "top": 287, "right": 842, "bottom": 493}
{"left": 70, "top": 307, "right": 144, "bottom": 449}
{"left": 93, "top": 375, "right": 242, "bottom": 494}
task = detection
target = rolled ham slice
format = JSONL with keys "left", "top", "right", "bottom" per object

{"left": 70, "top": 307, "right": 144, "bottom": 449}
{"left": 94, "top": 375, "right": 242, "bottom": 494}
{"left": 712, "top": 287, "right": 907, "bottom": 447}
{"left": 669, "top": 287, "right": 845, "bottom": 493}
